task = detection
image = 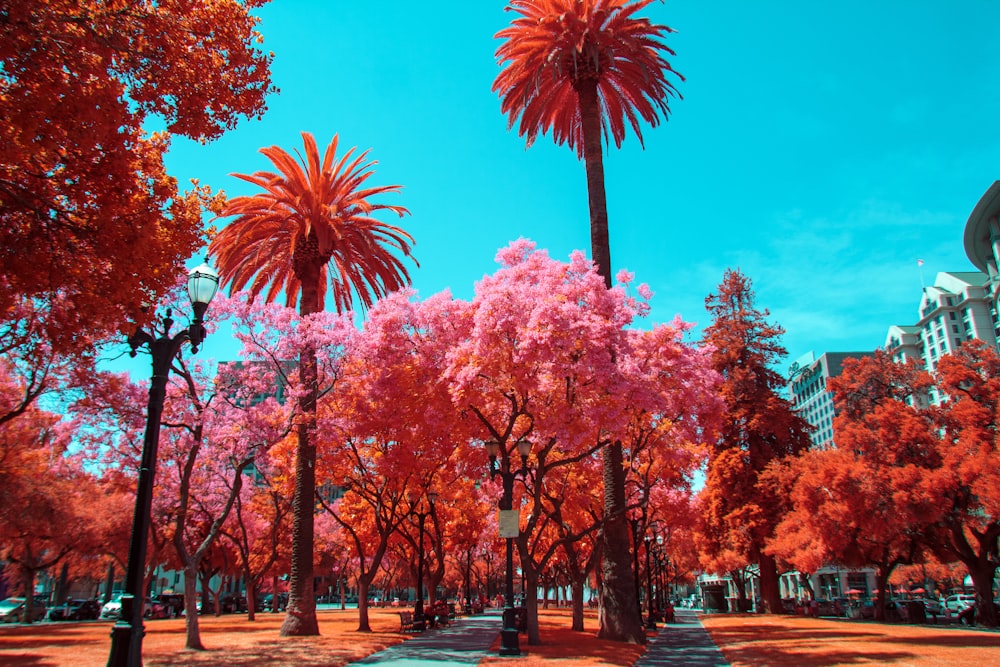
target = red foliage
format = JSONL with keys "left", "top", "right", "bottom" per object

{"left": 1, "top": 0, "right": 274, "bottom": 350}
{"left": 493, "top": 0, "right": 683, "bottom": 154}
{"left": 697, "top": 269, "right": 812, "bottom": 612}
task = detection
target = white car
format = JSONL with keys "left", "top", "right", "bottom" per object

{"left": 945, "top": 594, "right": 975, "bottom": 612}
{"left": 101, "top": 594, "right": 152, "bottom": 619}
{"left": 0, "top": 597, "right": 47, "bottom": 623}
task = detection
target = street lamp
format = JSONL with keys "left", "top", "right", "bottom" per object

{"left": 655, "top": 534, "right": 666, "bottom": 614}
{"left": 643, "top": 534, "right": 656, "bottom": 629}
{"left": 485, "top": 437, "right": 531, "bottom": 657}
{"left": 107, "top": 262, "right": 219, "bottom": 667}
{"left": 411, "top": 490, "right": 437, "bottom": 629}
{"left": 629, "top": 514, "right": 643, "bottom": 622}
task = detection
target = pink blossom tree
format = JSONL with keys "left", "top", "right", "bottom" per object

{"left": 444, "top": 240, "right": 721, "bottom": 643}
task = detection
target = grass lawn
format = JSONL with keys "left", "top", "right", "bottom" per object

{"left": 702, "top": 613, "right": 1000, "bottom": 667}
{"left": 1, "top": 606, "right": 998, "bottom": 666}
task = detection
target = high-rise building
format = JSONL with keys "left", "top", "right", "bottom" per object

{"left": 885, "top": 271, "right": 997, "bottom": 376}
{"left": 876, "top": 180, "right": 1000, "bottom": 402}
{"left": 787, "top": 351, "right": 870, "bottom": 449}
{"left": 964, "top": 180, "right": 1000, "bottom": 306}
{"left": 776, "top": 182, "right": 1000, "bottom": 603}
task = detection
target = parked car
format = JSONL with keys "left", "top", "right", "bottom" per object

{"left": 153, "top": 594, "right": 184, "bottom": 617}
{"left": 220, "top": 593, "right": 247, "bottom": 614}
{"left": 260, "top": 593, "right": 287, "bottom": 612}
{"left": 859, "top": 598, "right": 899, "bottom": 620}
{"left": 100, "top": 594, "right": 152, "bottom": 620}
{"left": 945, "top": 594, "right": 975, "bottom": 612}
{"left": 919, "top": 598, "right": 944, "bottom": 617}
{"left": 147, "top": 598, "right": 173, "bottom": 619}
{"left": 958, "top": 600, "right": 1000, "bottom": 626}
{"left": 0, "top": 597, "right": 47, "bottom": 623}
{"left": 48, "top": 598, "right": 101, "bottom": 621}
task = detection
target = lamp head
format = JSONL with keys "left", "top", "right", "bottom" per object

{"left": 516, "top": 438, "right": 532, "bottom": 459}
{"left": 484, "top": 439, "right": 499, "bottom": 479}
{"left": 187, "top": 261, "right": 220, "bottom": 321}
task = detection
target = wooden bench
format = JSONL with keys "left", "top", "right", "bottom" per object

{"left": 398, "top": 611, "right": 421, "bottom": 632}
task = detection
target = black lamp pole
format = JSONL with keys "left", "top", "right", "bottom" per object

{"left": 107, "top": 263, "right": 218, "bottom": 667}
{"left": 412, "top": 491, "right": 436, "bottom": 629}
{"left": 485, "top": 438, "right": 531, "bottom": 657}
{"left": 644, "top": 535, "right": 656, "bottom": 628}
{"left": 629, "top": 515, "right": 642, "bottom": 622}
{"left": 657, "top": 535, "right": 666, "bottom": 612}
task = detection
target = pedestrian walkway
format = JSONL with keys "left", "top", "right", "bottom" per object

{"left": 635, "top": 609, "right": 730, "bottom": 667}
{"left": 349, "top": 608, "right": 728, "bottom": 666}
{"left": 348, "top": 611, "right": 499, "bottom": 666}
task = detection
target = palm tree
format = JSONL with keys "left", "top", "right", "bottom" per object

{"left": 493, "top": 0, "right": 681, "bottom": 643}
{"left": 209, "top": 132, "right": 415, "bottom": 636}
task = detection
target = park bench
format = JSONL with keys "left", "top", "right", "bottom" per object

{"left": 398, "top": 610, "right": 423, "bottom": 632}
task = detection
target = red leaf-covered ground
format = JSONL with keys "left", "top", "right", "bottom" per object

{"left": 702, "top": 613, "right": 1000, "bottom": 667}
{"left": 1, "top": 607, "right": 998, "bottom": 666}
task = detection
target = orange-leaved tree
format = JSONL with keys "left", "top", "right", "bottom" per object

{"left": 933, "top": 340, "right": 1000, "bottom": 627}
{"left": 1, "top": 0, "right": 274, "bottom": 352}
{"left": 209, "top": 132, "right": 415, "bottom": 636}
{"left": 698, "top": 269, "right": 813, "bottom": 614}
{"left": 813, "top": 350, "right": 942, "bottom": 620}
{"left": 493, "top": 0, "right": 683, "bottom": 642}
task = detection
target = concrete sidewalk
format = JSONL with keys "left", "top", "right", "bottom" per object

{"left": 635, "top": 609, "right": 730, "bottom": 667}
{"left": 348, "top": 611, "right": 500, "bottom": 666}
{"left": 349, "top": 608, "right": 729, "bottom": 666}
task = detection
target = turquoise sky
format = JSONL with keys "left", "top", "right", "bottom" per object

{"left": 155, "top": 1, "right": 1000, "bottom": 373}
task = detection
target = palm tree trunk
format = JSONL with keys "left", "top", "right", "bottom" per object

{"left": 280, "top": 256, "right": 322, "bottom": 637}
{"left": 578, "top": 81, "right": 613, "bottom": 290}
{"left": 597, "top": 439, "right": 645, "bottom": 642}
{"left": 577, "top": 81, "right": 644, "bottom": 644}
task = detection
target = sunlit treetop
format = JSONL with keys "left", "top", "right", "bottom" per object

{"left": 493, "top": 0, "right": 683, "bottom": 155}
{"left": 0, "top": 0, "right": 276, "bottom": 351}
{"left": 210, "top": 133, "right": 416, "bottom": 315}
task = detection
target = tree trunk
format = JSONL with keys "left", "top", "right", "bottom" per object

{"left": 281, "top": 258, "right": 322, "bottom": 637}
{"left": 758, "top": 552, "right": 782, "bottom": 614}
{"left": 103, "top": 562, "right": 115, "bottom": 605}
{"left": 183, "top": 567, "right": 204, "bottom": 650}
{"left": 969, "top": 559, "right": 999, "bottom": 627}
{"left": 356, "top": 579, "right": 372, "bottom": 632}
{"left": 525, "top": 569, "right": 541, "bottom": 646}
{"left": 244, "top": 567, "right": 257, "bottom": 622}
{"left": 873, "top": 565, "right": 891, "bottom": 622}
{"left": 55, "top": 561, "right": 70, "bottom": 606}
{"left": 576, "top": 79, "right": 612, "bottom": 288}
{"left": 21, "top": 569, "right": 35, "bottom": 624}
{"left": 597, "top": 444, "right": 644, "bottom": 643}
{"left": 571, "top": 579, "right": 585, "bottom": 632}
{"left": 576, "top": 77, "right": 643, "bottom": 645}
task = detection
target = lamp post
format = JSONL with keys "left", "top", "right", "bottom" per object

{"left": 643, "top": 534, "right": 656, "bottom": 628}
{"left": 629, "top": 514, "right": 642, "bottom": 622}
{"left": 485, "top": 437, "right": 531, "bottom": 657}
{"left": 655, "top": 534, "right": 666, "bottom": 613}
{"left": 411, "top": 490, "right": 437, "bottom": 629}
{"left": 107, "top": 263, "right": 219, "bottom": 667}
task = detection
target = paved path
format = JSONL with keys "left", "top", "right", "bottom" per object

{"left": 635, "top": 609, "right": 730, "bottom": 667}
{"left": 348, "top": 611, "right": 500, "bottom": 666}
{"left": 349, "top": 608, "right": 729, "bottom": 666}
